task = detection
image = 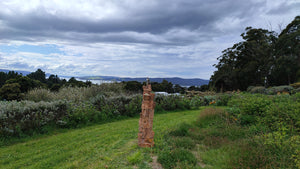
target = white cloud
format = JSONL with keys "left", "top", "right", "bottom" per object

{"left": 0, "top": 0, "right": 298, "bottom": 79}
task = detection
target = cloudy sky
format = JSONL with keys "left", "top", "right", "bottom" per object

{"left": 0, "top": 0, "right": 299, "bottom": 79}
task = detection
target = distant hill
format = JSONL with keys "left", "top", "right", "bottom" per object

{"left": 79, "top": 76, "right": 209, "bottom": 87}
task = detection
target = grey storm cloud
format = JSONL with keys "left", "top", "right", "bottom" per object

{"left": 0, "top": 0, "right": 269, "bottom": 45}
{"left": 0, "top": 0, "right": 299, "bottom": 79}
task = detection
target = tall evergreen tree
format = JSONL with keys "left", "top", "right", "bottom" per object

{"left": 270, "top": 16, "right": 300, "bottom": 84}
{"left": 211, "top": 27, "right": 277, "bottom": 91}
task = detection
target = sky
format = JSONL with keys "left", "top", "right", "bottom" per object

{"left": 0, "top": 0, "right": 299, "bottom": 79}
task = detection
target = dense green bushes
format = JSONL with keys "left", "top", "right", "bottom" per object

{"left": 165, "top": 93, "right": 300, "bottom": 168}
{"left": 226, "top": 93, "right": 300, "bottom": 168}
{"left": 1, "top": 85, "right": 207, "bottom": 138}
{"left": 0, "top": 100, "right": 68, "bottom": 136}
{"left": 247, "top": 85, "right": 296, "bottom": 94}
{"left": 159, "top": 94, "right": 300, "bottom": 168}
{"left": 228, "top": 93, "right": 300, "bottom": 131}
{"left": 0, "top": 82, "right": 233, "bottom": 138}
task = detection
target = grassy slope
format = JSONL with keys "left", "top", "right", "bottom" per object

{"left": 0, "top": 109, "right": 203, "bottom": 169}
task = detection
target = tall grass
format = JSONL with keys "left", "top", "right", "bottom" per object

{"left": 25, "top": 83, "right": 125, "bottom": 103}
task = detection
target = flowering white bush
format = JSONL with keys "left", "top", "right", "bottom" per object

{"left": 0, "top": 100, "right": 68, "bottom": 136}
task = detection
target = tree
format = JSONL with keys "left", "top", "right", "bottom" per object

{"left": 124, "top": 81, "right": 143, "bottom": 92}
{"left": 174, "top": 84, "right": 185, "bottom": 94}
{"left": 67, "top": 77, "right": 87, "bottom": 87}
{"left": 5, "top": 76, "right": 44, "bottom": 93}
{"left": 199, "top": 84, "right": 209, "bottom": 92}
{"left": 0, "top": 72, "right": 8, "bottom": 88}
{"left": 0, "top": 83, "right": 21, "bottom": 100}
{"left": 211, "top": 27, "right": 277, "bottom": 91}
{"left": 27, "top": 69, "right": 46, "bottom": 83}
{"left": 270, "top": 16, "right": 300, "bottom": 85}
{"left": 161, "top": 80, "right": 174, "bottom": 93}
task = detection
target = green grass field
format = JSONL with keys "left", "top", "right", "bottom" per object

{"left": 0, "top": 109, "right": 203, "bottom": 169}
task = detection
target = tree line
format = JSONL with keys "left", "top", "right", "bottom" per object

{"left": 0, "top": 68, "right": 210, "bottom": 101}
{"left": 123, "top": 80, "right": 209, "bottom": 94}
{"left": 210, "top": 16, "right": 300, "bottom": 92}
{"left": 0, "top": 69, "right": 91, "bottom": 100}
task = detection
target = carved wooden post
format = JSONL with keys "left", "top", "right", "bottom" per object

{"left": 138, "top": 79, "right": 155, "bottom": 147}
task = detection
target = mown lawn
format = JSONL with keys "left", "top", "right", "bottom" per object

{"left": 0, "top": 109, "right": 203, "bottom": 169}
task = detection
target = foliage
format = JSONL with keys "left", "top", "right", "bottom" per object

{"left": 228, "top": 94, "right": 300, "bottom": 130}
{"left": 249, "top": 86, "right": 266, "bottom": 94}
{"left": 0, "top": 83, "right": 22, "bottom": 101}
{"left": 291, "top": 82, "right": 300, "bottom": 88}
{"left": 211, "top": 16, "right": 300, "bottom": 91}
{"left": 26, "top": 85, "right": 107, "bottom": 103}
{"left": 16, "top": 85, "right": 203, "bottom": 137}
{"left": 189, "top": 96, "right": 205, "bottom": 108}
{"left": 0, "top": 71, "right": 20, "bottom": 88}
{"left": 155, "top": 94, "right": 190, "bottom": 111}
{"left": 0, "top": 100, "right": 68, "bottom": 136}
{"left": 27, "top": 69, "right": 47, "bottom": 83}
{"left": 151, "top": 80, "right": 174, "bottom": 93}
{"left": 123, "top": 81, "right": 143, "bottom": 92}
{"left": 25, "top": 88, "right": 56, "bottom": 102}
{"left": 267, "top": 85, "right": 294, "bottom": 95}
{"left": 270, "top": 16, "right": 300, "bottom": 85}
{"left": 5, "top": 76, "right": 44, "bottom": 93}
{"left": 225, "top": 94, "right": 300, "bottom": 168}
{"left": 228, "top": 94, "right": 272, "bottom": 125}
{"left": 215, "top": 94, "right": 232, "bottom": 106}
{"left": 65, "top": 102, "right": 103, "bottom": 127}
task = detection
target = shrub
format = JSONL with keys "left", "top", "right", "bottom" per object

{"left": 189, "top": 96, "right": 205, "bottom": 108}
{"left": 65, "top": 102, "right": 101, "bottom": 127}
{"left": 228, "top": 94, "right": 271, "bottom": 126}
{"left": 90, "top": 94, "right": 142, "bottom": 117}
{"left": 0, "top": 100, "right": 68, "bottom": 136}
{"left": 155, "top": 95, "right": 190, "bottom": 111}
{"left": 249, "top": 86, "right": 266, "bottom": 94}
{"left": 0, "top": 83, "right": 22, "bottom": 101}
{"left": 215, "top": 94, "right": 232, "bottom": 106}
{"left": 26, "top": 85, "right": 107, "bottom": 103}
{"left": 203, "top": 95, "right": 216, "bottom": 105}
{"left": 259, "top": 98, "right": 300, "bottom": 132}
{"left": 125, "top": 95, "right": 142, "bottom": 117}
{"left": 290, "top": 82, "right": 300, "bottom": 89}
{"left": 291, "top": 88, "right": 300, "bottom": 94}
{"left": 266, "top": 85, "right": 294, "bottom": 95}
{"left": 25, "top": 88, "right": 55, "bottom": 102}
{"left": 247, "top": 86, "right": 255, "bottom": 92}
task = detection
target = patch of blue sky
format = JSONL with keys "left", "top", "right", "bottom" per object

{"left": 0, "top": 44, "right": 65, "bottom": 55}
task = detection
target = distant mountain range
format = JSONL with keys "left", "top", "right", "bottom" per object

{"left": 0, "top": 69, "right": 209, "bottom": 87}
